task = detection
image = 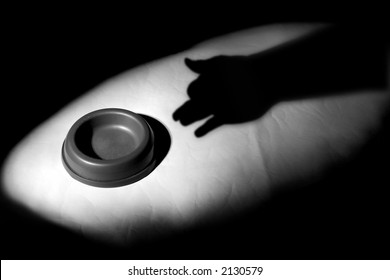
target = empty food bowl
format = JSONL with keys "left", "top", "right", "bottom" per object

{"left": 62, "top": 108, "right": 156, "bottom": 187}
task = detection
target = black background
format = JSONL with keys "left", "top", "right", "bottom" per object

{"left": 2, "top": 9, "right": 389, "bottom": 259}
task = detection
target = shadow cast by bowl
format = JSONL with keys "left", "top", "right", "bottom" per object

{"left": 140, "top": 115, "right": 171, "bottom": 168}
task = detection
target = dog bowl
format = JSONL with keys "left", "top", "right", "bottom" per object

{"left": 62, "top": 108, "right": 156, "bottom": 187}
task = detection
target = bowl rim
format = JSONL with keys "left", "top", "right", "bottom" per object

{"left": 61, "top": 144, "right": 156, "bottom": 187}
{"left": 65, "top": 108, "right": 151, "bottom": 166}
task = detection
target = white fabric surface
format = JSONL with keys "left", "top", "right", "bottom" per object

{"left": 2, "top": 24, "right": 389, "bottom": 245}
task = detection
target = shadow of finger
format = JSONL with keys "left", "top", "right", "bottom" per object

{"left": 195, "top": 116, "right": 223, "bottom": 137}
{"left": 173, "top": 101, "right": 213, "bottom": 126}
{"left": 173, "top": 101, "right": 191, "bottom": 121}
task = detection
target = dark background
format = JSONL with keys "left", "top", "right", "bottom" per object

{"left": 2, "top": 10, "right": 389, "bottom": 259}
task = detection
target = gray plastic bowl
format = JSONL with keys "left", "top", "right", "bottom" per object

{"left": 62, "top": 108, "right": 155, "bottom": 187}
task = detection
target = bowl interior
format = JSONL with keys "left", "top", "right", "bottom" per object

{"left": 74, "top": 113, "right": 146, "bottom": 160}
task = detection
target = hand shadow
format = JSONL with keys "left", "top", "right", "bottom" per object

{"left": 173, "top": 25, "right": 388, "bottom": 137}
{"left": 173, "top": 56, "right": 276, "bottom": 137}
